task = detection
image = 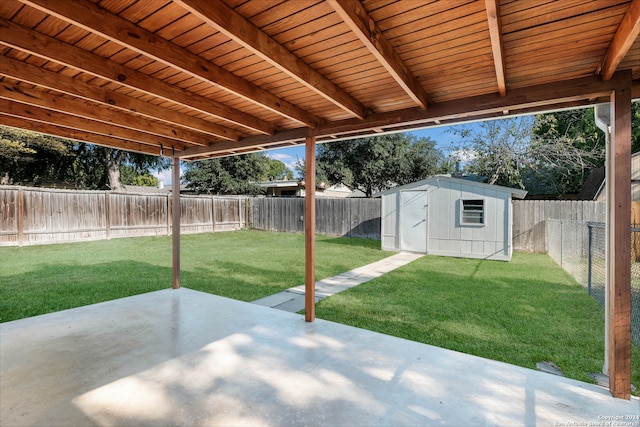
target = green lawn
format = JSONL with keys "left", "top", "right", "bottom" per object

{"left": 314, "top": 252, "right": 640, "bottom": 393}
{"left": 1, "top": 233, "right": 637, "bottom": 393}
{"left": 0, "top": 230, "right": 387, "bottom": 322}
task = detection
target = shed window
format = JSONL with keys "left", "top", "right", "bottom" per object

{"left": 461, "top": 199, "right": 484, "bottom": 225}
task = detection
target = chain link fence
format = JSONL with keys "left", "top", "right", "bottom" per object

{"left": 547, "top": 219, "right": 639, "bottom": 346}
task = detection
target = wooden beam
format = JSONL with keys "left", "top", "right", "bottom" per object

{"left": 179, "top": 73, "right": 630, "bottom": 158}
{"left": 0, "top": 57, "right": 240, "bottom": 141}
{"left": 485, "top": 0, "right": 507, "bottom": 96}
{"left": 172, "top": 155, "right": 181, "bottom": 289}
{"left": 608, "top": 80, "right": 632, "bottom": 399}
{"left": 600, "top": 0, "right": 640, "bottom": 81}
{"left": 22, "top": 0, "right": 319, "bottom": 129}
{"left": 305, "top": 135, "right": 316, "bottom": 322}
{"left": 0, "top": 84, "right": 212, "bottom": 146}
{"left": 0, "top": 100, "right": 187, "bottom": 151}
{"left": 0, "top": 17, "right": 275, "bottom": 135}
{"left": 174, "top": 0, "right": 367, "bottom": 120}
{"left": 329, "top": 0, "right": 429, "bottom": 109}
{"left": 0, "top": 114, "right": 162, "bottom": 156}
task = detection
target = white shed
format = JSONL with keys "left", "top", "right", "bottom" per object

{"left": 377, "top": 176, "right": 527, "bottom": 261}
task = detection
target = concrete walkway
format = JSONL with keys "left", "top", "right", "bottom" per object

{"left": 252, "top": 252, "right": 424, "bottom": 312}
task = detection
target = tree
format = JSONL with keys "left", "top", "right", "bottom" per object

{"left": 449, "top": 115, "right": 605, "bottom": 194}
{"left": 120, "top": 164, "right": 159, "bottom": 187}
{"left": 0, "top": 125, "right": 170, "bottom": 190}
{"left": 528, "top": 102, "right": 639, "bottom": 194}
{"left": 183, "top": 153, "right": 271, "bottom": 195}
{"left": 298, "top": 133, "right": 444, "bottom": 197}
{"left": 266, "top": 158, "right": 293, "bottom": 180}
{"left": 0, "top": 127, "right": 72, "bottom": 185}
{"left": 449, "top": 117, "right": 534, "bottom": 188}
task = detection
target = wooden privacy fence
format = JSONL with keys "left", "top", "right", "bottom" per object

{"left": 4, "top": 187, "right": 632, "bottom": 250}
{"left": 0, "top": 186, "right": 246, "bottom": 246}
{"left": 249, "top": 197, "right": 381, "bottom": 239}
{"left": 512, "top": 200, "right": 607, "bottom": 252}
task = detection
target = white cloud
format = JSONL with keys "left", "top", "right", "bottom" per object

{"left": 153, "top": 167, "right": 183, "bottom": 186}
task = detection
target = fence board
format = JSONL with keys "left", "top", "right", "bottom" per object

{"left": 0, "top": 186, "right": 247, "bottom": 246}
{"left": 249, "top": 197, "right": 380, "bottom": 239}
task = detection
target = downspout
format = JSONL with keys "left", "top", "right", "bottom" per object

{"left": 594, "top": 103, "right": 610, "bottom": 375}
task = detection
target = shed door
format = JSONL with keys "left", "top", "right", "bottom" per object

{"left": 400, "top": 190, "right": 427, "bottom": 252}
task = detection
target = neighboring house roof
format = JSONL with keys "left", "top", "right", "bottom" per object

{"left": 374, "top": 175, "right": 528, "bottom": 199}
{"left": 121, "top": 184, "right": 170, "bottom": 194}
{"left": 255, "top": 180, "right": 300, "bottom": 189}
{"left": 578, "top": 152, "right": 640, "bottom": 201}
{"left": 577, "top": 167, "right": 606, "bottom": 201}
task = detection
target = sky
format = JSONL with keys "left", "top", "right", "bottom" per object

{"left": 153, "top": 123, "right": 474, "bottom": 185}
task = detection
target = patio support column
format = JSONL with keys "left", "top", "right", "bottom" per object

{"left": 172, "top": 155, "right": 181, "bottom": 289}
{"left": 607, "top": 76, "right": 632, "bottom": 399}
{"left": 305, "top": 135, "right": 316, "bottom": 322}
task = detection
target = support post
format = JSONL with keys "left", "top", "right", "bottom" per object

{"left": 305, "top": 135, "right": 316, "bottom": 322}
{"left": 587, "top": 223, "right": 593, "bottom": 295}
{"left": 17, "top": 187, "right": 24, "bottom": 245}
{"left": 172, "top": 155, "right": 181, "bottom": 289}
{"left": 104, "top": 192, "right": 111, "bottom": 240}
{"left": 607, "top": 81, "right": 632, "bottom": 399}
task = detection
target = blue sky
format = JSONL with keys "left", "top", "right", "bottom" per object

{"left": 264, "top": 125, "right": 467, "bottom": 178}
{"left": 154, "top": 124, "right": 471, "bottom": 185}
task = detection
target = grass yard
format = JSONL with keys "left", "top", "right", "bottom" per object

{"left": 1, "top": 232, "right": 637, "bottom": 394}
{"left": 0, "top": 230, "right": 387, "bottom": 322}
{"left": 314, "top": 252, "right": 640, "bottom": 393}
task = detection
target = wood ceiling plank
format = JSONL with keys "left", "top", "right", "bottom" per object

{"left": 0, "top": 1, "right": 25, "bottom": 20}
{"left": 33, "top": 14, "right": 71, "bottom": 37}
{"left": 96, "top": 0, "right": 138, "bottom": 16}
{"left": 0, "top": 100, "right": 188, "bottom": 150}
{"left": 169, "top": 22, "right": 214, "bottom": 48}
{"left": 0, "top": 114, "right": 163, "bottom": 156}
{"left": 504, "top": 4, "right": 628, "bottom": 43}
{"left": 8, "top": 2, "right": 47, "bottom": 27}
{"left": 0, "top": 81, "right": 220, "bottom": 145}
{"left": 329, "top": 0, "right": 429, "bottom": 108}
{"left": 600, "top": 0, "right": 640, "bottom": 80}
{"left": 485, "top": 0, "right": 506, "bottom": 96}
{"left": 382, "top": 3, "right": 485, "bottom": 40}
{"left": 394, "top": 19, "right": 488, "bottom": 56}
{"left": 507, "top": 41, "right": 611, "bottom": 69}
{"left": 174, "top": 0, "right": 367, "bottom": 120}
{"left": 0, "top": 16, "right": 277, "bottom": 134}
{"left": 249, "top": 0, "right": 318, "bottom": 30}
{"left": 501, "top": 0, "right": 604, "bottom": 34}
{"left": 366, "top": 0, "right": 437, "bottom": 22}
{"left": 155, "top": 13, "right": 205, "bottom": 41}
{"left": 136, "top": 2, "right": 189, "bottom": 33}
{"left": 117, "top": 0, "right": 172, "bottom": 25}
{"left": 21, "top": 0, "right": 320, "bottom": 128}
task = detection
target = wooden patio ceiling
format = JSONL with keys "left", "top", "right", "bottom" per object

{"left": 0, "top": 0, "right": 638, "bottom": 160}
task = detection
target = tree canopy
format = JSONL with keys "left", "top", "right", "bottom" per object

{"left": 182, "top": 153, "right": 293, "bottom": 195}
{"left": 297, "top": 133, "right": 444, "bottom": 197}
{"left": 0, "top": 125, "right": 170, "bottom": 189}
{"left": 448, "top": 103, "right": 640, "bottom": 195}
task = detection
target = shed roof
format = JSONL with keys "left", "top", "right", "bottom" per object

{"left": 0, "top": 0, "right": 638, "bottom": 159}
{"left": 374, "top": 175, "right": 528, "bottom": 199}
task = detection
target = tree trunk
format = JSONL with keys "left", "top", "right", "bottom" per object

{"left": 104, "top": 148, "right": 124, "bottom": 191}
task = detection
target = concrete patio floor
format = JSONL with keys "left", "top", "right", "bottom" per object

{"left": 1, "top": 288, "right": 638, "bottom": 427}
